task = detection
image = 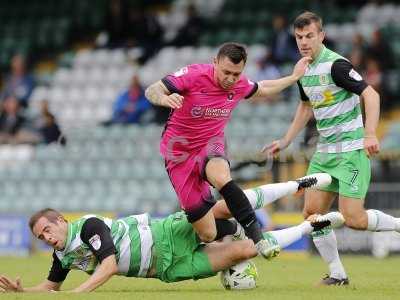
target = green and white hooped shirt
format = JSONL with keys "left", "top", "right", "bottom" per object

{"left": 298, "top": 45, "right": 368, "bottom": 153}
{"left": 47, "top": 214, "right": 154, "bottom": 282}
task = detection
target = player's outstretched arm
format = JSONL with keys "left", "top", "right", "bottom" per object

{"left": 252, "top": 56, "right": 311, "bottom": 97}
{"left": 72, "top": 255, "right": 118, "bottom": 292}
{"left": 0, "top": 275, "right": 62, "bottom": 293}
{"left": 362, "top": 85, "right": 380, "bottom": 156}
{"left": 145, "top": 80, "right": 183, "bottom": 109}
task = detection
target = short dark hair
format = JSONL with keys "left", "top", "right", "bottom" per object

{"left": 217, "top": 42, "right": 247, "bottom": 64}
{"left": 29, "top": 208, "right": 65, "bottom": 232}
{"left": 293, "top": 11, "right": 323, "bottom": 32}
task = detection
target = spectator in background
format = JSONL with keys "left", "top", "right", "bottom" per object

{"left": 348, "top": 33, "right": 367, "bottom": 70}
{"left": 363, "top": 57, "right": 383, "bottom": 93}
{"left": 104, "top": 75, "right": 151, "bottom": 125}
{"left": 35, "top": 100, "right": 66, "bottom": 145}
{"left": 255, "top": 53, "right": 282, "bottom": 82}
{"left": 366, "top": 29, "right": 393, "bottom": 71}
{"left": 0, "top": 95, "right": 39, "bottom": 144}
{"left": 1, "top": 54, "right": 34, "bottom": 108}
{"left": 363, "top": 56, "right": 392, "bottom": 111}
{"left": 349, "top": 49, "right": 364, "bottom": 72}
{"left": 103, "top": 0, "right": 130, "bottom": 48}
{"left": 269, "top": 15, "right": 300, "bottom": 64}
{"left": 169, "top": 4, "right": 204, "bottom": 47}
{"left": 254, "top": 52, "right": 282, "bottom": 102}
{"left": 129, "top": 7, "right": 164, "bottom": 64}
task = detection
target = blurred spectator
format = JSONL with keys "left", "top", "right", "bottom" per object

{"left": 364, "top": 57, "right": 383, "bottom": 92}
{"left": 366, "top": 29, "right": 393, "bottom": 71}
{"left": 351, "top": 33, "right": 368, "bottom": 53}
{"left": 103, "top": 0, "right": 130, "bottom": 48}
{"left": 348, "top": 33, "right": 367, "bottom": 70}
{"left": 363, "top": 57, "right": 392, "bottom": 111}
{"left": 1, "top": 54, "right": 34, "bottom": 108}
{"left": 255, "top": 53, "right": 282, "bottom": 82}
{"left": 104, "top": 75, "right": 151, "bottom": 125}
{"left": 0, "top": 95, "right": 39, "bottom": 144}
{"left": 129, "top": 8, "right": 164, "bottom": 64}
{"left": 349, "top": 49, "right": 364, "bottom": 71}
{"left": 254, "top": 53, "right": 282, "bottom": 102}
{"left": 168, "top": 4, "right": 204, "bottom": 47}
{"left": 35, "top": 100, "right": 66, "bottom": 145}
{"left": 269, "top": 15, "right": 300, "bottom": 64}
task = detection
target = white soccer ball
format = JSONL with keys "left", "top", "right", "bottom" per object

{"left": 220, "top": 260, "right": 258, "bottom": 290}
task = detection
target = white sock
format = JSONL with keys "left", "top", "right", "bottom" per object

{"left": 312, "top": 229, "right": 347, "bottom": 279}
{"left": 367, "top": 209, "right": 398, "bottom": 231}
{"left": 244, "top": 182, "right": 298, "bottom": 210}
{"left": 269, "top": 221, "right": 312, "bottom": 249}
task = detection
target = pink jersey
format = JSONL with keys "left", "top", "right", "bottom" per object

{"left": 160, "top": 64, "right": 257, "bottom": 158}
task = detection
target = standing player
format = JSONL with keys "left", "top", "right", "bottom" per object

{"left": 145, "top": 43, "right": 311, "bottom": 259}
{"left": 263, "top": 11, "right": 400, "bottom": 285}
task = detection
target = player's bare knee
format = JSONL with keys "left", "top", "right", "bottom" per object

{"left": 340, "top": 209, "right": 367, "bottom": 230}
{"left": 303, "top": 208, "right": 314, "bottom": 219}
{"left": 207, "top": 172, "right": 231, "bottom": 190}
{"left": 344, "top": 216, "right": 367, "bottom": 230}
{"left": 214, "top": 174, "right": 232, "bottom": 190}
{"left": 205, "top": 159, "right": 231, "bottom": 189}
{"left": 344, "top": 218, "right": 360, "bottom": 230}
{"left": 197, "top": 229, "right": 217, "bottom": 243}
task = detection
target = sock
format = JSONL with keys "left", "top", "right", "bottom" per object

{"left": 244, "top": 182, "right": 298, "bottom": 210}
{"left": 219, "top": 180, "right": 263, "bottom": 243}
{"left": 367, "top": 209, "right": 398, "bottom": 231}
{"left": 214, "top": 219, "right": 237, "bottom": 240}
{"left": 312, "top": 228, "right": 347, "bottom": 280}
{"left": 268, "top": 221, "right": 312, "bottom": 248}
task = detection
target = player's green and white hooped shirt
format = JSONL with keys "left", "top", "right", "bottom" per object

{"left": 47, "top": 214, "right": 153, "bottom": 282}
{"left": 297, "top": 45, "right": 368, "bottom": 153}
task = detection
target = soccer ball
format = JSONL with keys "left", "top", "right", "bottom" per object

{"left": 220, "top": 260, "right": 258, "bottom": 290}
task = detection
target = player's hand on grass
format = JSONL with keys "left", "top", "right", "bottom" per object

{"left": 292, "top": 56, "right": 312, "bottom": 80}
{"left": 162, "top": 93, "right": 184, "bottom": 109}
{"left": 364, "top": 135, "right": 380, "bottom": 157}
{"left": 0, "top": 275, "right": 23, "bottom": 292}
{"left": 261, "top": 138, "right": 290, "bottom": 157}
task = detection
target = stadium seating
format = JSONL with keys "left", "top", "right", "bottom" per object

{"left": 0, "top": 0, "right": 108, "bottom": 68}
{"left": 381, "top": 121, "right": 400, "bottom": 150}
{"left": 5, "top": 41, "right": 303, "bottom": 215}
{"left": 198, "top": 0, "right": 361, "bottom": 47}
{"left": 3, "top": 0, "right": 399, "bottom": 217}
{"left": 0, "top": 126, "right": 178, "bottom": 214}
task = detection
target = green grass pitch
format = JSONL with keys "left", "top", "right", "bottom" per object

{"left": 1, "top": 254, "right": 399, "bottom": 300}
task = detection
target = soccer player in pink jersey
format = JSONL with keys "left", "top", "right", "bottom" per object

{"left": 145, "top": 43, "right": 311, "bottom": 258}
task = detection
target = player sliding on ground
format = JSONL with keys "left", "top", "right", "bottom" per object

{"left": 0, "top": 174, "right": 340, "bottom": 293}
